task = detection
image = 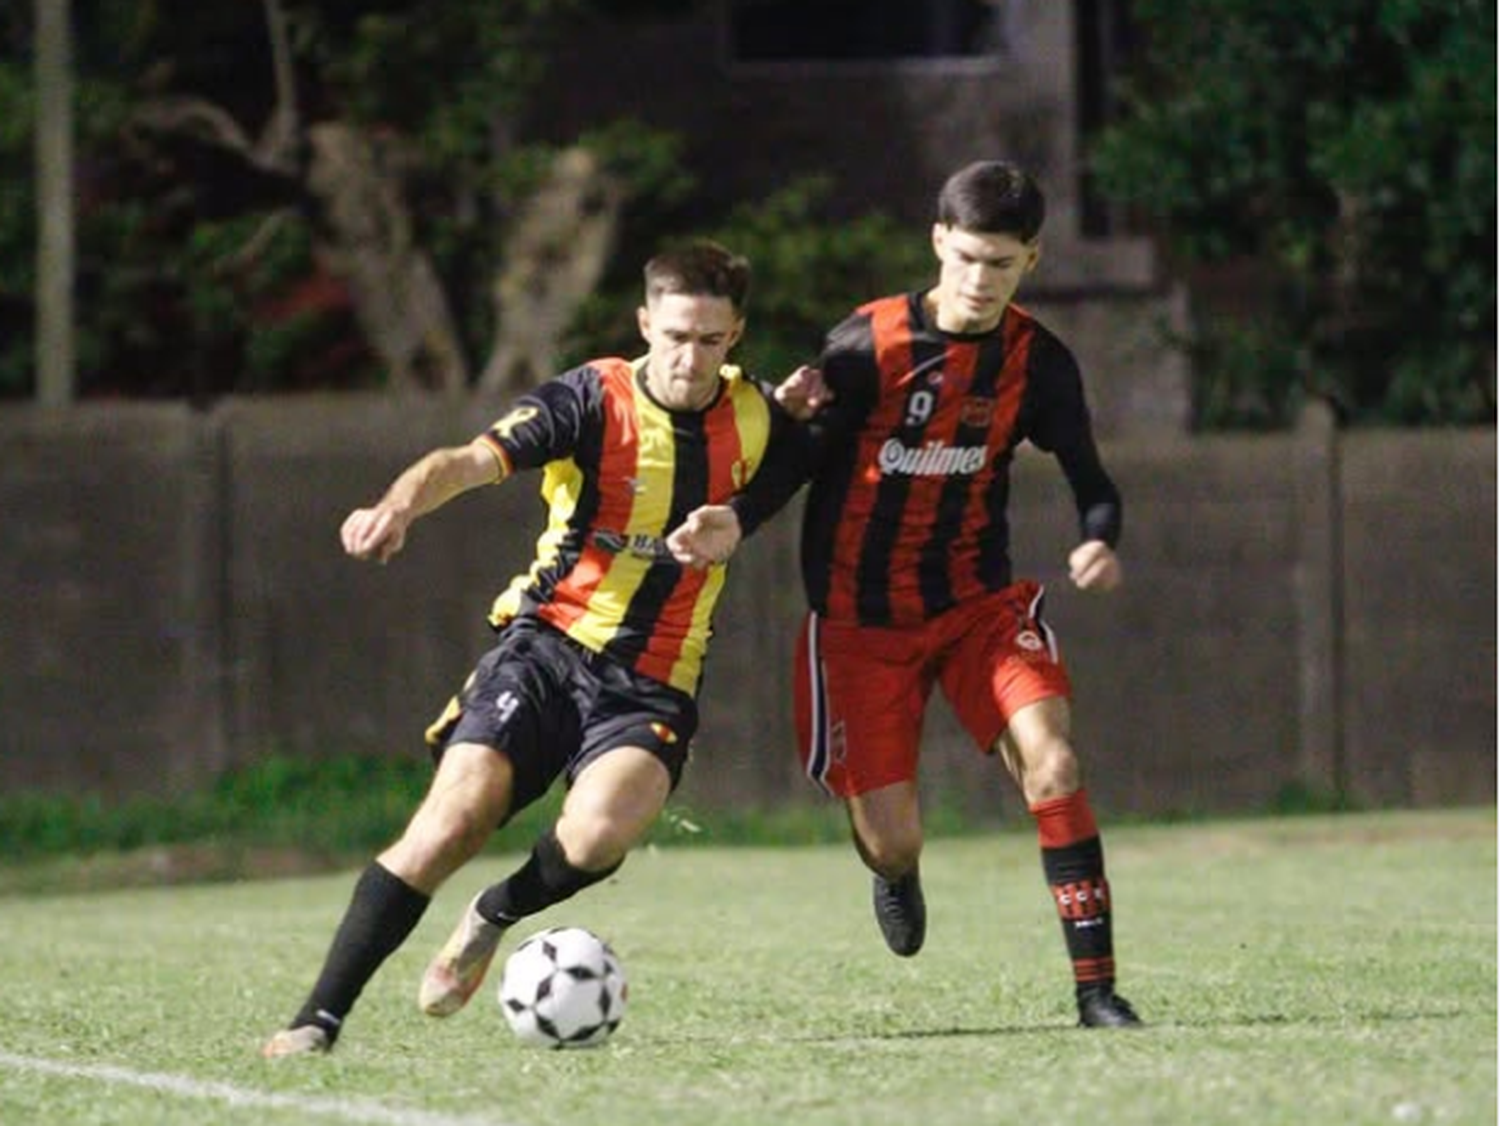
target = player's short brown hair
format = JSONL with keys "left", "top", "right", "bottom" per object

{"left": 644, "top": 240, "right": 752, "bottom": 314}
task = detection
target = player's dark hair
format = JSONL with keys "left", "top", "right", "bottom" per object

{"left": 937, "top": 160, "right": 1046, "bottom": 242}
{"left": 643, "top": 240, "right": 752, "bottom": 314}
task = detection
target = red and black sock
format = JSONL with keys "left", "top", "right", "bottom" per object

{"left": 292, "top": 861, "right": 431, "bottom": 1041}
{"left": 1031, "top": 789, "right": 1116, "bottom": 999}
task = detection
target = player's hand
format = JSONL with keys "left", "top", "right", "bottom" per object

{"left": 1068, "top": 539, "right": 1122, "bottom": 592}
{"left": 775, "top": 365, "right": 833, "bottom": 421}
{"left": 341, "top": 505, "right": 409, "bottom": 564}
{"left": 667, "top": 505, "right": 743, "bottom": 569}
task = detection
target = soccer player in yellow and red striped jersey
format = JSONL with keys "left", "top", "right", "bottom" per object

{"left": 263, "top": 241, "right": 797, "bottom": 1057}
{"left": 670, "top": 162, "right": 1142, "bottom": 1029}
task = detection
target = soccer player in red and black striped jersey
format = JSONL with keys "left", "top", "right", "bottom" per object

{"left": 670, "top": 162, "right": 1141, "bottom": 1028}
{"left": 263, "top": 241, "right": 799, "bottom": 1057}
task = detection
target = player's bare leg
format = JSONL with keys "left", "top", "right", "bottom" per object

{"left": 1000, "top": 698, "right": 1141, "bottom": 1028}
{"left": 421, "top": 746, "right": 669, "bottom": 1017}
{"left": 262, "top": 742, "right": 512, "bottom": 1057}
{"left": 552, "top": 746, "right": 673, "bottom": 870}
{"left": 847, "top": 780, "right": 927, "bottom": 956}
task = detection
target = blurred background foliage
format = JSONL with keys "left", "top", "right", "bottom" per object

{"left": 1091, "top": 0, "right": 1495, "bottom": 427}
{"left": 2, "top": 0, "right": 1494, "bottom": 426}
{"left": 2, "top": 0, "right": 926, "bottom": 402}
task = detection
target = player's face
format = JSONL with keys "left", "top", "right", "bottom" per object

{"left": 638, "top": 292, "right": 744, "bottom": 411}
{"left": 929, "top": 224, "right": 1040, "bottom": 334}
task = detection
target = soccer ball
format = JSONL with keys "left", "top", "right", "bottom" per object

{"left": 498, "top": 926, "right": 627, "bottom": 1049}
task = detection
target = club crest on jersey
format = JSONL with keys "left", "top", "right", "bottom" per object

{"left": 960, "top": 397, "right": 996, "bottom": 428}
{"left": 624, "top": 476, "right": 646, "bottom": 496}
{"left": 730, "top": 458, "right": 753, "bottom": 489}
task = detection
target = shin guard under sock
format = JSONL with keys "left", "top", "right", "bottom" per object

{"left": 1031, "top": 789, "right": 1117, "bottom": 997}
{"left": 475, "top": 828, "right": 621, "bottom": 926}
{"left": 292, "top": 862, "right": 430, "bottom": 1041}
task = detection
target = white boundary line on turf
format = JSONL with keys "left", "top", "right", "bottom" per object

{"left": 0, "top": 1051, "right": 519, "bottom": 1126}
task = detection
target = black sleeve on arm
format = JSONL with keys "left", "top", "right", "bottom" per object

{"left": 1026, "top": 333, "right": 1123, "bottom": 548}
{"left": 730, "top": 315, "right": 880, "bottom": 537}
{"left": 1063, "top": 444, "right": 1123, "bottom": 548}
{"left": 485, "top": 366, "right": 598, "bottom": 471}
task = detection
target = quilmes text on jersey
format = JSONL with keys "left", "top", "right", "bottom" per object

{"left": 876, "top": 438, "right": 988, "bottom": 477}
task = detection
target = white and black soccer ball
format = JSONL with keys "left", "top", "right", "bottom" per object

{"left": 498, "top": 926, "right": 627, "bottom": 1049}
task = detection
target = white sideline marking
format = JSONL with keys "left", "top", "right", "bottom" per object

{"left": 0, "top": 1051, "right": 517, "bottom": 1126}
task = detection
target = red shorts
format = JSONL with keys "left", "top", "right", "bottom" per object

{"left": 793, "top": 582, "right": 1071, "bottom": 797}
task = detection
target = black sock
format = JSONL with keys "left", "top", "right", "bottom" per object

{"left": 291, "top": 862, "right": 430, "bottom": 1041}
{"left": 475, "top": 828, "right": 621, "bottom": 925}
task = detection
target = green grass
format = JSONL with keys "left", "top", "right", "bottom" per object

{"left": 0, "top": 808, "right": 1493, "bottom": 1126}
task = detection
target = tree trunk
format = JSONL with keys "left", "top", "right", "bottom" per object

{"left": 304, "top": 123, "right": 470, "bottom": 395}
{"left": 479, "top": 146, "right": 622, "bottom": 395}
{"left": 35, "top": 0, "right": 75, "bottom": 407}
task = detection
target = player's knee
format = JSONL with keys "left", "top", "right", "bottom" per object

{"left": 1023, "top": 742, "right": 1082, "bottom": 803}
{"left": 554, "top": 816, "right": 634, "bottom": 874}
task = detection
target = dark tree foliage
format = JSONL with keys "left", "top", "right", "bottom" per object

{"left": 5, "top": 0, "right": 577, "bottom": 399}
{"left": 5, "top": 0, "right": 925, "bottom": 401}
{"left": 1090, "top": 0, "right": 1495, "bottom": 428}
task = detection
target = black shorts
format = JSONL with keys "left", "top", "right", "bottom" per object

{"left": 424, "top": 616, "right": 698, "bottom": 815}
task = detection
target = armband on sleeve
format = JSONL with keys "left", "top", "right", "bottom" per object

{"left": 478, "top": 434, "right": 513, "bottom": 483}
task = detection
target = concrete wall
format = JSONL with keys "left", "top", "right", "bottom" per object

{"left": 0, "top": 398, "right": 1493, "bottom": 819}
{"left": 1340, "top": 431, "right": 1497, "bottom": 807}
{"left": 0, "top": 405, "right": 224, "bottom": 795}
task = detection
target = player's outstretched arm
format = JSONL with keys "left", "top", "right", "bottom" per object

{"left": 667, "top": 505, "right": 744, "bottom": 570}
{"left": 1068, "top": 539, "right": 1123, "bottom": 592}
{"left": 342, "top": 440, "right": 503, "bottom": 564}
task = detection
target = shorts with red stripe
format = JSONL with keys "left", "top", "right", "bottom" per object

{"left": 794, "top": 581, "right": 1071, "bottom": 798}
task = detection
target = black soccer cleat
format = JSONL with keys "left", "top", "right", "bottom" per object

{"left": 1077, "top": 987, "right": 1143, "bottom": 1028}
{"left": 872, "top": 869, "right": 927, "bottom": 957}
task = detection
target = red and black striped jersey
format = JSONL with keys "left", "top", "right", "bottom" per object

{"left": 479, "top": 356, "right": 785, "bottom": 695}
{"left": 734, "top": 292, "right": 1121, "bottom": 626}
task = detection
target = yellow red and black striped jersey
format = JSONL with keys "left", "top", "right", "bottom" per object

{"left": 478, "top": 356, "right": 788, "bottom": 696}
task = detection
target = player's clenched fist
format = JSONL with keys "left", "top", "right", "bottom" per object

{"left": 667, "top": 505, "right": 743, "bottom": 569}
{"left": 774, "top": 364, "right": 833, "bottom": 421}
{"left": 1068, "top": 539, "right": 1122, "bottom": 592}
{"left": 341, "top": 505, "right": 409, "bottom": 563}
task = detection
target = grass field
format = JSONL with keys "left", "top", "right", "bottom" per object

{"left": 0, "top": 808, "right": 1493, "bottom": 1126}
